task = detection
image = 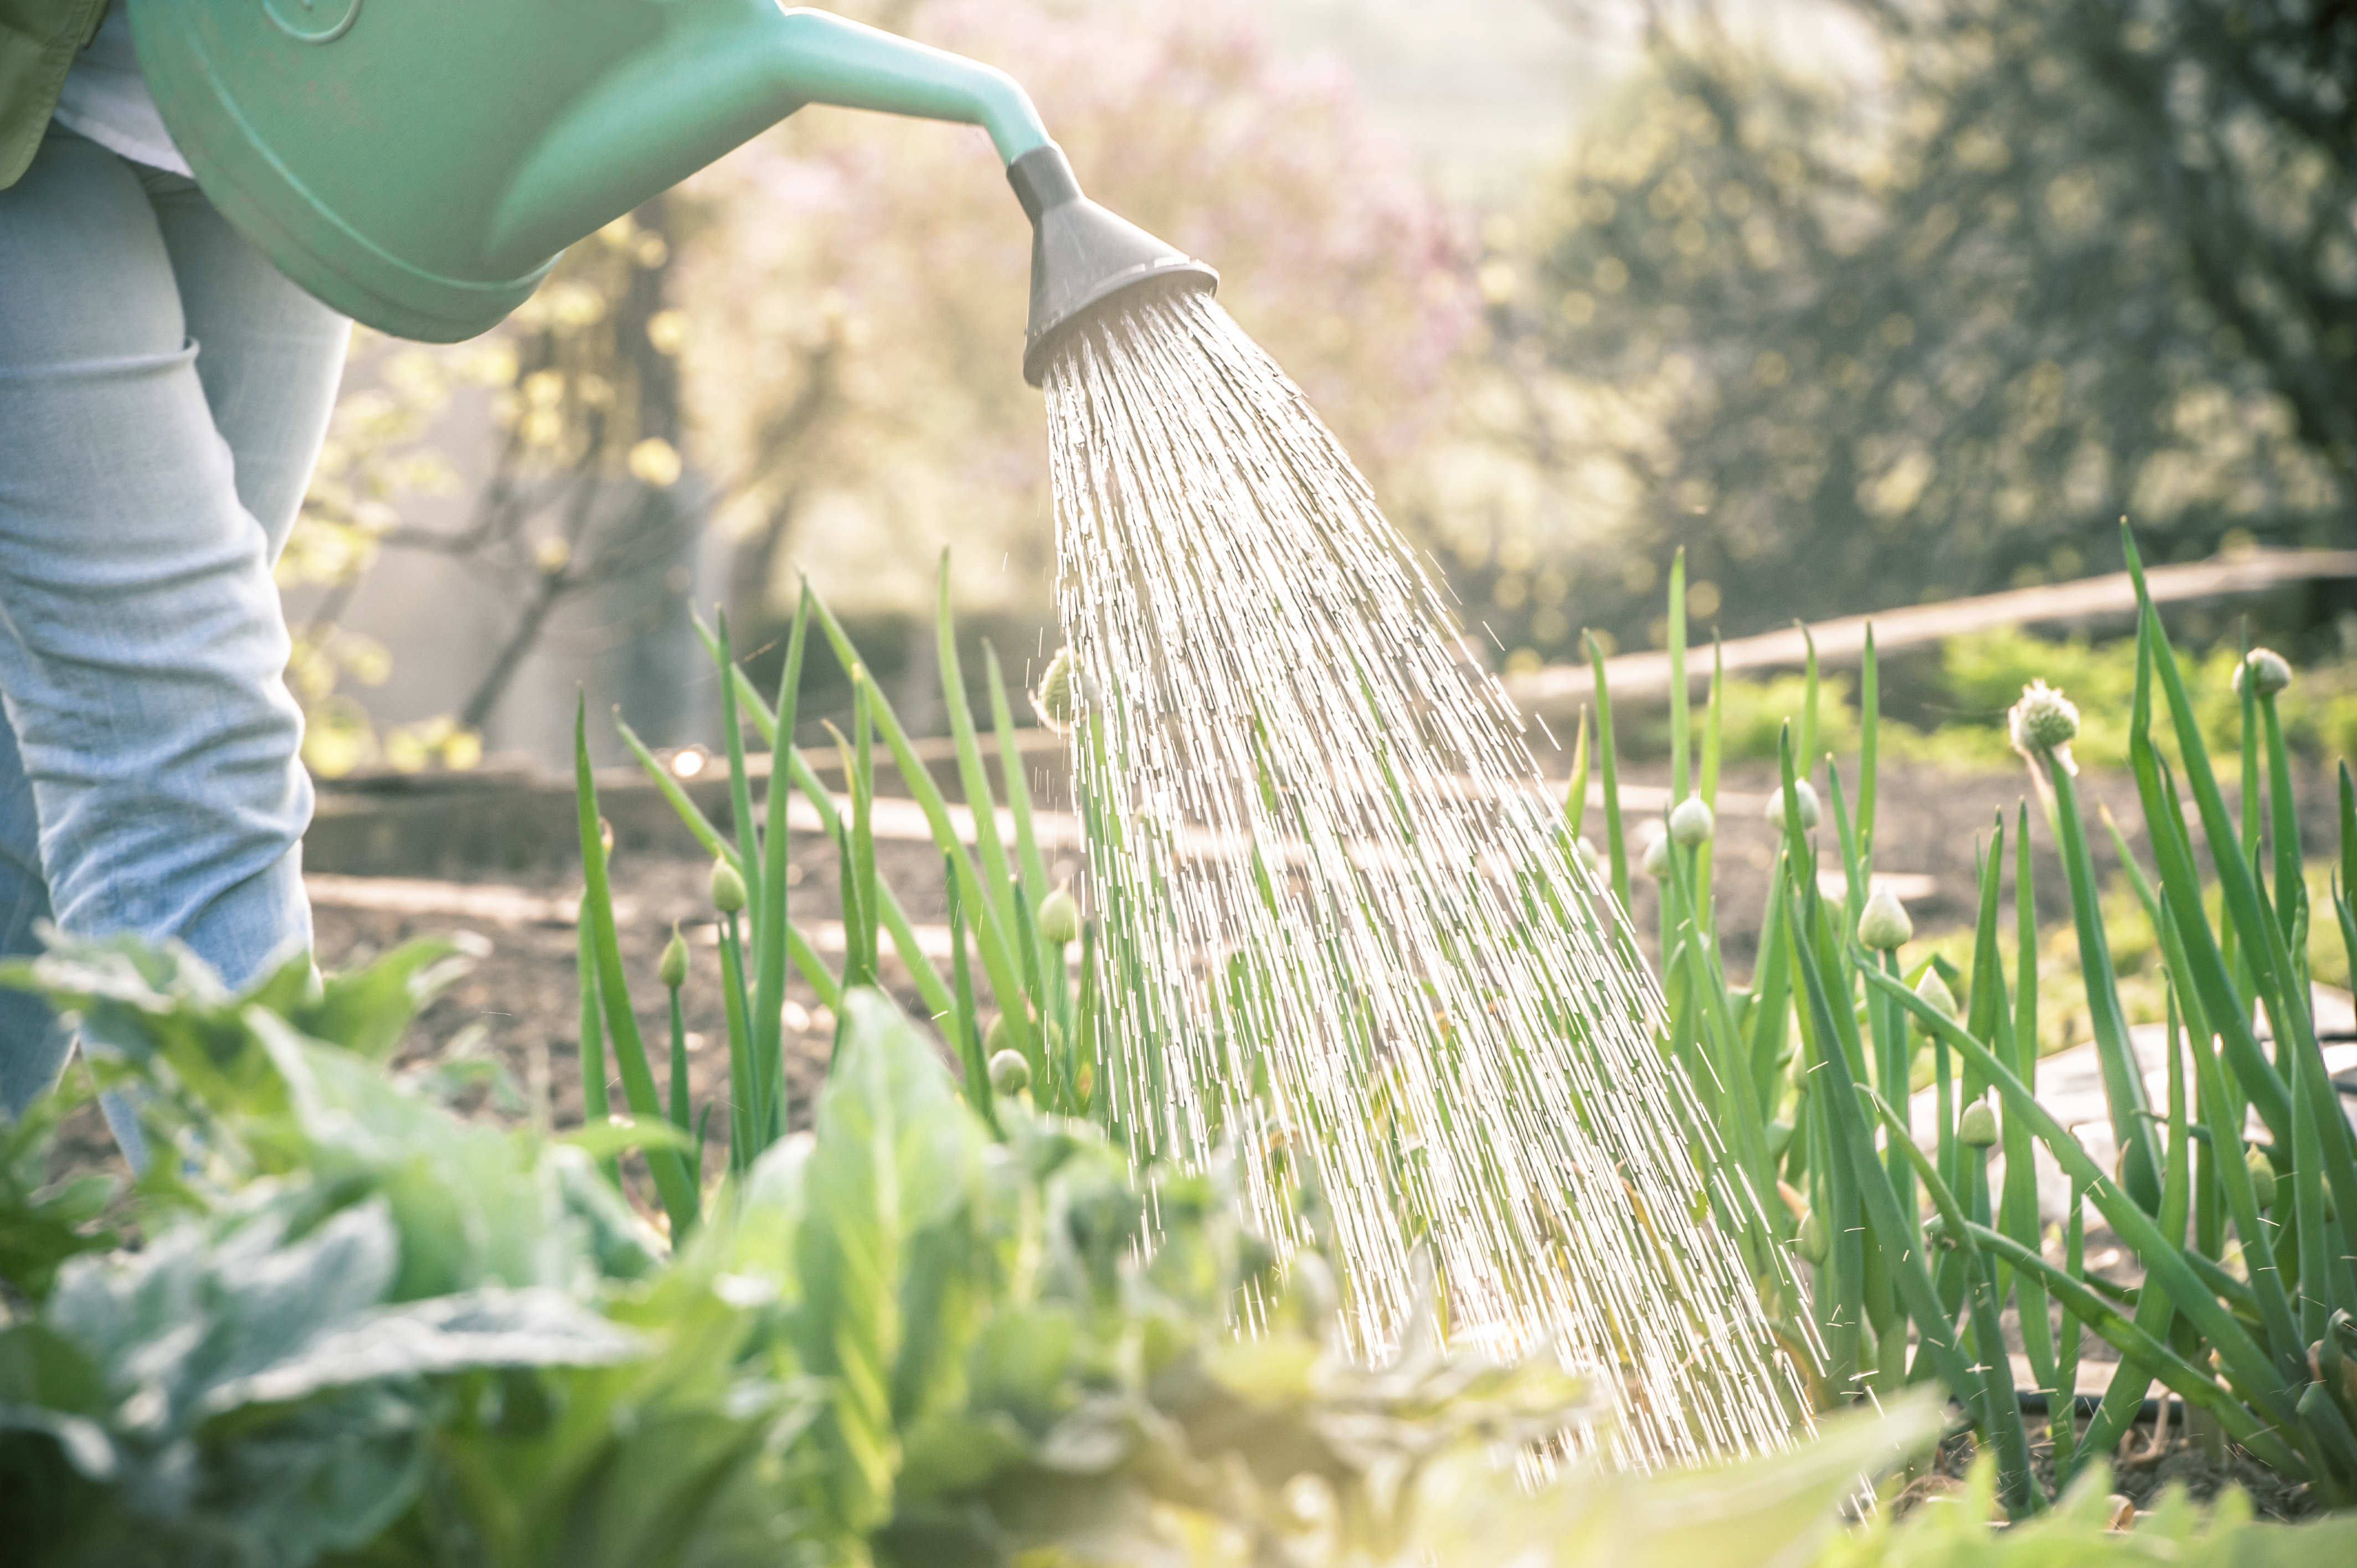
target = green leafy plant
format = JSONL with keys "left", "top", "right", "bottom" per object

{"left": 582, "top": 551, "right": 1092, "bottom": 1232}
{"left": 0, "top": 942, "right": 1597, "bottom": 1567}
{"left": 10, "top": 954, "right": 2356, "bottom": 1562}
{"left": 0, "top": 936, "right": 667, "bottom": 1567}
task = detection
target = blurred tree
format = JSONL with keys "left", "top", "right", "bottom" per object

{"left": 1474, "top": 0, "right": 2356, "bottom": 656}
{"left": 281, "top": 194, "right": 709, "bottom": 772}
{"left": 681, "top": 0, "right": 1473, "bottom": 637}
{"left": 280, "top": 0, "right": 1473, "bottom": 767}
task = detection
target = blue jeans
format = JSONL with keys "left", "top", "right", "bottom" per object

{"left": 0, "top": 125, "right": 345, "bottom": 1122}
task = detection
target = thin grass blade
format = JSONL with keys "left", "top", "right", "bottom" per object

{"left": 1587, "top": 632, "right": 1629, "bottom": 910}
{"left": 984, "top": 642, "right": 1050, "bottom": 904}
{"left": 574, "top": 696, "right": 698, "bottom": 1235}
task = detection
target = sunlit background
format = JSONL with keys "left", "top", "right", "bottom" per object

{"left": 278, "top": 0, "right": 2356, "bottom": 776}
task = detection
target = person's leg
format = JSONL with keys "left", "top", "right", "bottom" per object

{"left": 0, "top": 721, "right": 69, "bottom": 1116}
{"left": 142, "top": 163, "right": 349, "bottom": 565}
{"left": 0, "top": 126, "right": 343, "bottom": 1118}
{"left": 130, "top": 157, "right": 348, "bottom": 966}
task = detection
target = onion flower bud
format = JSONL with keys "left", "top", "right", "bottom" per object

{"left": 2236, "top": 647, "right": 2292, "bottom": 698}
{"left": 2009, "top": 679, "right": 2081, "bottom": 764}
{"left": 1913, "top": 967, "right": 1959, "bottom": 1027}
{"left": 1857, "top": 885, "right": 1913, "bottom": 950}
{"left": 1640, "top": 827, "right": 1672, "bottom": 880}
{"left": 1765, "top": 779, "right": 1821, "bottom": 830}
{"left": 1032, "top": 647, "right": 1080, "bottom": 734}
{"left": 658, "top": 923, "right": 689, "bottom": 990}
{"left": 709, "top": 857, "right": 748, "bottom": 915}
{"left": 2247, "top": 1148, "right": 2279, "bottom": 1211}
{"left": 1036, "top": 884, "right": 1081, "bottom": 945}
{"left": 988, "top": 1048, "right": 1032, "bottom": 1096}
{"left": 1669, "top": 796, "right": 1715, "bottom": 846}
{"left": 1958, "top": 1100, "right": 1999, "bottom": 1147}
{"left": 1795, "top": 1209, "right": 1829, "bottom": 1266}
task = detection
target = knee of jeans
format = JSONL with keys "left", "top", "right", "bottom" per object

{"left": 34, "top": 691, "right": 312, "bottom": 920}
{"left": 124, "top": 648, "right": 309, "bottom": 782}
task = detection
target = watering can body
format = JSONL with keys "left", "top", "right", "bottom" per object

{"left": 131, "top": 1, "right": 1058, "bottom": 343}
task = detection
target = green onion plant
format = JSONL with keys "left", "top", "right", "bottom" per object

{"left": 1609, "top": 530, "right": 2357, "bottom": 1513}
{"left": 574, "top": 553, "right": 1093, "bottom": 1227}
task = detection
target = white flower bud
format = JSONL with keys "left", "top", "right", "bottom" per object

{"left": 1669, "top": 796, "right": 1715, "bottom": 846}
{"left": 987, "top": 1049, "right": 1031, "bottom": 1096}
{"left": 1640, "top": 827, "right": 1672, "bottom": 880}
{"left": 1958, "top": 1100, "right": 1998, "bottom": 1147}
{"left": 1765, "top": 779, "right": 1820, "bottom": 831}
{"left": 1032, "top": 647, "right": 1080, "bottom": 734}
{"left": 2009, "top": 679, "right": 2080, "bottom": 754}
{"left": 2236, "top": 648, "right": 2292, "bottom": 698}
{"left": 1913, "top": 967, "right": 1959, "bottom": 1025}
{"left": 1857, "top": 884, "right": 1913, "bottom": 950}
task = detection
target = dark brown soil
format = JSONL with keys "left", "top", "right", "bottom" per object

{"left": 1908, "top": 1411, "right": 2320, "bottom": 1521}
{"left": 336, "top": 832, "right": 1014, "bottom": 1174}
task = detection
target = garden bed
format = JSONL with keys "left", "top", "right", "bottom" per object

{"left": 46, "top": 747, "right": 2340, "bottom": 1192}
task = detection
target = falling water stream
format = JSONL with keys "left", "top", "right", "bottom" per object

{"left": 1043, "top": 290, "right": 1809, "bottom": 1467}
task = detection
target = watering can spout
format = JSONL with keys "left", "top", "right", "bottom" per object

{"left": 1008, "top": 146, "right": 1218, "bottom": 387}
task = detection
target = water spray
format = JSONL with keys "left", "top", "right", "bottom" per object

{"left": 128, "top": 0, "right": 1802, "bottom": 1462}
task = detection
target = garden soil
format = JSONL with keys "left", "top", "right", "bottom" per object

{"left": 1907, "top": 1415, "right": 2322, "bottom": 1521}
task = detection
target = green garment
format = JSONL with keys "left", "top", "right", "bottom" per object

{"left": 0, "top": 0, "right": 111, "bottom": 188}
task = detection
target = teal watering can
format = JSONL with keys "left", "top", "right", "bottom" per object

{"left": 131, "top": 1, "right": 1215, "bottom": 384}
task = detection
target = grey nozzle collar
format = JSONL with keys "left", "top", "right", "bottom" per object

{"left": 1010, "top": 144, "right": 1083, "bottom": 223}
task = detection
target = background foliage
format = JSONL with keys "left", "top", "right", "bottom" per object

{"left": 1454, "top": 0, "right": 2356, "bottom": 664}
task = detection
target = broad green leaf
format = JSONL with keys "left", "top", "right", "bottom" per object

{"left": 198, "top": 1287, "right": 644, "bottom": 1414}
{"left": 294, "top": 935, "right": 488, "bottom": 1062}
{"left": 796, "top": 987, "right": 986, "bottom": 1537}
{"left": 1427, "top": 1394, "right": 1943, "bottom": 1568}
